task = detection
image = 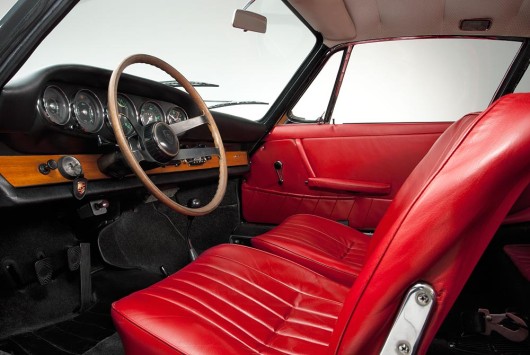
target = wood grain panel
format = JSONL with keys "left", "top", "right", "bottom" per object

{"left": 0, "top": 151, "right": 248, "bottom": 188}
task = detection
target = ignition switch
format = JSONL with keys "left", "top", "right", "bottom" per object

{"left": 57, "top": 156, "right": 83, "bottom": 179}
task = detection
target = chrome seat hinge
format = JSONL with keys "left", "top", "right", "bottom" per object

{"left": 380, "top": 283, "right": 436, "bottom": 355}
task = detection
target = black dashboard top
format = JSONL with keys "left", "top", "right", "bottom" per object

{"left": 0, "top": 65, "right": 266, "bottom": 155}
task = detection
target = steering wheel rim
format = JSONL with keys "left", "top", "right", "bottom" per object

{"left": 108, "top": 54, "right": 227, "bottom": 216}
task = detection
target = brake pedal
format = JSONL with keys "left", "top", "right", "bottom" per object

{"left": 34, "top": 257, "right": 53, "bottom": 285}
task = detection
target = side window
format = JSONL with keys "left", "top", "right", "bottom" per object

{"left": 292, "top": 39, "right": 520, "bottom": 124}
{"left": 290, "top": 51, "right": 342, "bottom": 122}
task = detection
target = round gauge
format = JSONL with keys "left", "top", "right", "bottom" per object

{"left": 73, "top": 90, "right": 104, "bottom": 133}
{"left": 166, "top": 106, "right": 188, "bottom": 124}
{"left": 140, "top": 101, "right": 164, "bottom": 125}
{"left": 42, "top": 86, "right": 70, "bottom": 125}
{"left": 114, "top": 94, "right": 136, "bottom": 137}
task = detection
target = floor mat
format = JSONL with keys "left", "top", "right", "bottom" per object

{"left": 98, "top": 202, "right": 189, "bottom": 275}
{"left": 0, "top": 303, "right": 115, "bottom": 355}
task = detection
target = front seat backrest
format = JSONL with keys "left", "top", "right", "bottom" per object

{"left": 331, "top": 94, "right": 530, "bottom": 353}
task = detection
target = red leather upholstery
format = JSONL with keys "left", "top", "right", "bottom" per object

{"left": 112, "top": 244, "right": 349, "bottom": 354}
{"left": 112, "top": 94, "right": 530, "bottom": 354}
{"left": 333, "top": 94, "right": 530, "bottom": 353}
{"left": 504, "top": 244, "right": 530, "bottom": 281}
{"left": 251, "top": 214, "right": 370, "bottom": 286}
{"left": 242, "top": 122, "right": 450, "bottom": 229}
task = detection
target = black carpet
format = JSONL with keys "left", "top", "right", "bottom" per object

{"left": 98, "top": 202, "right": 189, "bottom": 276}
{"left": 82, "top": 333, "right": 123, "bottom": 355}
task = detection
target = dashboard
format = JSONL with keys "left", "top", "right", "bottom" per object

{"left": 0, "top": 65, "right": 266, "bottom": 206}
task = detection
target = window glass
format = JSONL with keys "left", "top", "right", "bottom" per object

{"left": 291, "top": 51, "right": 342, "bottom": 121}
{"left": 10, "top": 0, "right": 316, "bottom": 121}
{"left": 327, "top": 39, "right": 520, "bottom": 123}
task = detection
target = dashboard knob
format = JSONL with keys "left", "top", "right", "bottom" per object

{"left": 143, "top": 122, "right": 179, "bottom": 163}
{"left": 187, "top": 198, "right": 201, "bottom": 208}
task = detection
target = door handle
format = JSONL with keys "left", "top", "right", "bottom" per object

{"left": 274, "top": 161, "right": 284, "bottom": 185}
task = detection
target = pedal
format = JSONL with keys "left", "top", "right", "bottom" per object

{"left": 34, "top": 257, "right": 53, "bottom": 285}
{"left": 67, "top": 246, "right": 81, "bottom": 271}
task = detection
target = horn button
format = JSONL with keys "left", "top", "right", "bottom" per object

{"left": 144, "top": 122, "right": 179, "bottom": 163}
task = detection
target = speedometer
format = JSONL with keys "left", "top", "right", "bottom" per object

{"left": 73, "top": 89, "right": 104, "bottom": 133}
{"left": 140, "top": 101, "right": 164, "bottom": 125}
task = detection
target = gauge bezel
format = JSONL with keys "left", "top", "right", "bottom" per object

{"left": 166, "top": 105, "right": 188, "bottom": 124}
{"left": 139, "top": 101, "right": 165, "bottom": 126}
{"left": 106, "top": 93, "right": 137, "bottom": 137}
{"left": 41, "top": 85, "right": 71, "bottom": 126}
{"left": 73, "top": 89, "right": 105, "bottom": 133}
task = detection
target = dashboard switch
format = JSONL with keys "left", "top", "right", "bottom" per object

{"left": 38, "top": 163, "right": 50, "bottom": 175}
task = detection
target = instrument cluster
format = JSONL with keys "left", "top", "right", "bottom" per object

{"left": 40, "top": 85, "right": 189, "bottom": 142}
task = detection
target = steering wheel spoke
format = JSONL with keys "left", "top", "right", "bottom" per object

{"left": 108, "top": 54, "right": 227, "bottom": 216}
{"left": 170, "top": 115, "right": 208, "bottom": 135}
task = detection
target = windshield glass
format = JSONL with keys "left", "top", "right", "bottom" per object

{"left": 11, "top": 0, "right": 316, "bottom": 121}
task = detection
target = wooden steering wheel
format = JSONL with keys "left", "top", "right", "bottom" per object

{"left": 107, "top": 54, "right": 227, "bottom": 216}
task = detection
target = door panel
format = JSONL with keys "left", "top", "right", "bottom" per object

{"left": 242, "top": 122, "right": 451, "bottom": 229}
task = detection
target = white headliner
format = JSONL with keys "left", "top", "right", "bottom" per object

{"left": 289, "top": 0, "right": 530, "bottom": 45}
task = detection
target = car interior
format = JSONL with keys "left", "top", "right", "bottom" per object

{"left": 1, "top": 0, "right": 530, "bottom": 354}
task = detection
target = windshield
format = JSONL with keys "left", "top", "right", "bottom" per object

{"left": 11, "top": 0, "right": 316, "bottom": 121}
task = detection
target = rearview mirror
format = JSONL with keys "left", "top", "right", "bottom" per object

{"left": 232, "top": 9, "right": 267, "bottom": 33}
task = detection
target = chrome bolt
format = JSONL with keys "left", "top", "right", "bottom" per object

{"left": 416, "top": 291, "right": 431, "bottom": 306}
{"left": 397, "top": 342, "right": 410, "bottom": 354}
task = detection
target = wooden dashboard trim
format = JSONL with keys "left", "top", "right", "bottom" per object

{"left": 0, "top": 151, "right": 248, "bottom": 188}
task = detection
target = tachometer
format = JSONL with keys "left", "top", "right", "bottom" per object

{"left": 42, "top": 86, "right": 70, "bottom": 125}
{"left": 166, "top": 106, "right": 188, "bottom": 124}
{"left": 140, "top": 101, "right": 164, "bottom": 125}
{"left": 73, "top": 89, "right": 104, "bottom": 133}
{"left": 114, "top": 94, "right": 136, "bottom": 137}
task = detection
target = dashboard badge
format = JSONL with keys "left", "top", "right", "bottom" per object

{"left": 73, "top": 176, "right": 88, "bottom": 200}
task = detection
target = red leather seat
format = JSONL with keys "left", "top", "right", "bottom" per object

{"left": 251, "top": 214, "right": 370, "bottom": 285}
{"left": 251, "top": 113, "right": 480, "bottom": 286}
{"left": 112, "top": 244, "right": 349, "bottom": 354}
{"left": 112, "top": 94, "right": 530, "bottom": 354}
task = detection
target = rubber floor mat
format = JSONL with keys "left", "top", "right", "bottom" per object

{"left": 0, "top": 303, "right": 115, "bottom": 355}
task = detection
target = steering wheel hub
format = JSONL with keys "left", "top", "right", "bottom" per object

{"left": 144, "top": 122, "right": 179, "bottom": 163}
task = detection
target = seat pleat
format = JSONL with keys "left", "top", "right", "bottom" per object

{"left": 124, "top": 292, "right": 262, "bottom": 353}
{"left": 207, "top": 252, "right": 347, "bottom": 304}
{"left": 112, "top": 244, "right": 349, "bottom": 354}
